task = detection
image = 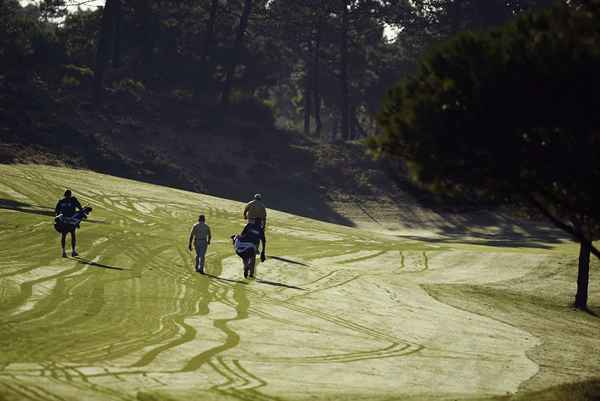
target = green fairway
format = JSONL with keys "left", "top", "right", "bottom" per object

{"left": 0, "top": 164, "right": 598, "bottom": 401}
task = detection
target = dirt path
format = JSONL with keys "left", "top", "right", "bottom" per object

{"left": 0, "top": 165, "right": 598, "bottom": 401}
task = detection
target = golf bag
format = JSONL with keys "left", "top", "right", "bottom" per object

{"left": 54, "top": 206, "right": 93, "bottom": 234}
{"left": 231, "top": 235, "right": 257, "bottom": 278}
{"left": 232, "top": 235, "right": 256, "bottom": 257}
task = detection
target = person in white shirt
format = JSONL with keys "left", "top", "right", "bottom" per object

{"left": 243, "top": 193, "right": 266, "bottom": 228}
{"left": 188, "top": 214, "right": 212, "bottom": 274}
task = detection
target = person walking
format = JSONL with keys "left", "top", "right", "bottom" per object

{"left": 188, "top": 214, "right": 212, "bottom": 274}
{"left": 233, "top": 217, "right": 266, "bottom": 279}
{"left": 243, "top": 193, "right": 267, "bottom": 228}
{"left": 55, "top": 189, "right": 83, "bottom": 257}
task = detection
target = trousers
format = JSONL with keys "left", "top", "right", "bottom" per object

{"left": 194, "top": 240, "right": 208, "bottom": 272}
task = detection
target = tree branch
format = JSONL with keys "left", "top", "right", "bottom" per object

{"left": 525, "top": 192, "right": 600, "bottom": 261}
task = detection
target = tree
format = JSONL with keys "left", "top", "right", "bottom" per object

{"left": 416, "top": 0, "right": 555, "bottom": 38}
{"left": 39, "top": 0, "right": 67, "bottom": 21}
{"left": 221, "top": 0, "right": 254, "bottom": 112}
{"left": 112, "top": 0, "right": 122, "bottom": 68}
{"left": 93, "top": 0, "right": 118, "bottom": 103}
{"left": 339, "top": 0, "right": 350, "bottom": 140}
{"left": 313, "top": 3, "right": 324, "bottom": 136}
{"left": 369, "top": 1, "right": 600, "bottom": 309}
{"left": 194, "top": 0, "right": 220, "bottom": 98}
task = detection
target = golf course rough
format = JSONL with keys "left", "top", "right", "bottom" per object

{"left": 0, "top": 164, "right": 598, "bottom": 401}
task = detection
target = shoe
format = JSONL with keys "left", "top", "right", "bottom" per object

{"left": 197, "top": 269, "right": 204, "bottom": 274}
{"left": 72, "top": 251, "right": 78, "bottom": 257}
{"left": 62, "top": 251, "right": 67, "bottom": 258}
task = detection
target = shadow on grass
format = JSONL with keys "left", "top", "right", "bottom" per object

{"left": 0, "top": 198, "right": 106, "bottom": 223}
{"left": 395, "top": 234, "right": 559, "bottom": 250}
{"left": 268, "top": 256, "right": 310, "bottom": 267}
{"left": 582, "top": 306, "right": 599, "bottom": 318}
{"left": 204, "top": 273, "right": 248, "bottom": 285}
{"left": 379, "top": 173, "right": 572, "bottom": 245}
{"left": 73, "top": 256, "right": 127, "bottom": 271}
{"left": 482, "top": 379, "right": 600, "bottom": 401}
{"left": 256, "top": 279, "right": 305, "bottom": 291}
{"left": 203, "top": 272, "right": 304, "bottom": 289}
{"left": 0, "top": 198, "right": 56, "bottom": 217}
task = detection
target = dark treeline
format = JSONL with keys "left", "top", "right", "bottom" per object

{"left": 1, "top": 0, "right": 553, "bottom": 140}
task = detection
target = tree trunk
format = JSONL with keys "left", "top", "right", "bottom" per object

{"left": 525, "top": 195, "right": 597, "bottom": 310}
{"left": 221, "top": 0, "right": 253, "bottom": 113}
{"left": 93, "top": 0, "right": 116, "bottom": 104}
{"left": 303, "top": 62, "right": 312, "bottom": 136}
{"left": 112, "top": 0, "right": 122, "bottom": 68}
{"left": 447, "top": 0, "right": 461, "bottom": 34}
{"left": 332, "top": 115, "right": 339, "bottom": 142}
{"left": 575, "top": 240, "right": 591, "bottom": 309}
{"left": 195, "top": 0, "right": 219, "bottom": 98}
{"left": 352, "top": 112, "right": 366, "bottom": 139}
{"left": 339, "top": 0, "right": 350, "bottom": 140}
{"left": 313, "top": 9, "right": 322, "bottom": 138}
{"left": 137, "top": 0, "right": 157, "bottom": 76}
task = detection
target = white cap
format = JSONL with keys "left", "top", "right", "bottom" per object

{"left": 254, "top": 193, "right": 262, "bottom": 200}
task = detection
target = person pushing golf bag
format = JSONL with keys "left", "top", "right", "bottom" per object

{"left": 231, "top": 217, "right": 266, "bottom": 279}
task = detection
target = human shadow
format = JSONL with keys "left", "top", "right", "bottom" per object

{"left": 73, "top": 256, "right": 127, "bottom": 271}
{"left": 0, "top": 198, "right": 56, "bottom": 217}
{"left": 255, "top": 279, "right": 305, "bottom": 291}
{"left": 0, "top": 198, "right": 106, "bottom": 223}
{"left": 268, "top": 256, "right": 310, "bottom": 267}
{"left": 204, "top": 273, "right": 248, "bottom": 285}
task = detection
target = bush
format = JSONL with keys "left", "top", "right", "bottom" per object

{"left": 171, "top": 88, "right": 193, "bottom": 102}
{"left": 60, "top": 64, "right": 93, "bottom": 89}
{"left": 63, "top": 64, "right": 94, "bottom": 79}
{"left": 112, "top": 78, "right": 146, "bottom": 101}
{"left": 61, "top": 75, "right": 80, "bottom": 88}
{"left": 230, "top": 93, "right": 275, "bottom": 127}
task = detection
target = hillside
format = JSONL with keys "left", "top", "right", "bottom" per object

{"left": 0, "top": 76, "right": 569, "bottom": 247}
{"left": 0, "top": 75, "right": 389, "bottom": 225}
{"left": 0, "top": 164, "right": 599, "bottom": 401}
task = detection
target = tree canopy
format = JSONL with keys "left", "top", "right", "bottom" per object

{"left": 1, "top": 0, "right": 555, "bottom": 140}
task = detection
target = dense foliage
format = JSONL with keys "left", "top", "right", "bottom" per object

{"left": 0, "top": 0, "right": 553, "bottom": 140}
{"left": 370, "top": 0, "right": 600, "bottom": 308}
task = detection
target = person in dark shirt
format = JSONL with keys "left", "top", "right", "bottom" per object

{"left": 234, "top": 217, "right": 266, "bottom": 279}
{"left": 55, "top": 189, "right": 83, "bottom": 257}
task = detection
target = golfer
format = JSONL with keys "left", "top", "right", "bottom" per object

{"left": 55, "top": 189, "right": 83, "bottom": 257}
{"left": 233, "top": 217, "right": 266, "bottom": 279}
{"left": 243, "top": 193, "right": 267, "bottom": 228}
{"left": 188, "top": 214, "right": 212, "bottom": 274}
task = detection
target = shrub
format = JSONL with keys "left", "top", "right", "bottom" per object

{"left": 61, "top": 75, "right": 80, "bottom": 88}
{"left": 230, "top": 93, "right": 275, "bottom": 127}
{"left": 171, "top": 89, "right": 193, "bottom": 101}
{"left": 63, "top": 64, "right": 94, "bottom": 79}
{"left": 112, "top": 78, "right": 146, "bottom": 101}
{"left": 60, "top": 64, "right": 93, "bottom": 89}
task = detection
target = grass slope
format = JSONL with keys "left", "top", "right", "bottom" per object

{"left": 0, "top": 165, "right": 599, "bottom": 401}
